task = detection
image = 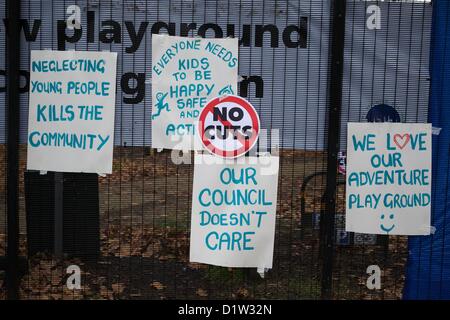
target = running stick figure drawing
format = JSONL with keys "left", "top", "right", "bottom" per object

{"left": 152, "top": 92, "right": 170, "bottom": 120}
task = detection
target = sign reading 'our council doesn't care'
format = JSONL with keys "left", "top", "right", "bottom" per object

{"left": 190, "top": 154, "right": 279, "bottom": 269}
{"left": 27, "top": 50, "right": 117, "bottom": 174}
{"left": 151, "top": 34, "right": 238, "bottom": 151}
{"left": 346, "top": 123, "right": 432, "bottom": 236}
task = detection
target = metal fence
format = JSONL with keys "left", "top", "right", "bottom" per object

{"left": 0, "top": 0, "right": 433, "bottom": 300}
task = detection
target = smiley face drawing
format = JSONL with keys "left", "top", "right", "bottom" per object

{"left": 380, "top": 213, "right": 395, "bottom": 234}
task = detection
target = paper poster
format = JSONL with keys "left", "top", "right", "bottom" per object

{"left": 190, "top": 154, "right": 279, "bottom": 268}
{"left": 27, "top": 50, "right": 117, "bottom": 174}
{"left": 151, "top": 34, "right": 238, "bottom": 150}
{"left": 198, "top": 95, "right": 260, "bottom": 158}
{"left": 346, "top": 123, "right": 432, "bottom": 235}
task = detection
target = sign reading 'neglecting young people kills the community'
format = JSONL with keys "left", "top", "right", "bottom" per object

{"left": 151, "top": 34, "right": 238, "bottom": 151}
{"left": 345, "top": 123, "right": 432, "bottom": 236}
{"left": 190, "top": 154, "right": 279, "bottom": 269}
{"left": 27, "top": 50, "right": 117, "bottom": 174}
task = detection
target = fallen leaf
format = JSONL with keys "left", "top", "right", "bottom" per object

{"left": 151, "top": 281, "right": 166, "bottom": 290}
{"left": 188, "top": 263, "right": 207, "bottom": 270}
{"left": 236, "top": 287, "right": 250, "bottom": 298}
{"left": 196, "top": 288, "right": 208, "bottom": 297}
{"left": 111, "top": 283, "right": 125, "bottom": 294}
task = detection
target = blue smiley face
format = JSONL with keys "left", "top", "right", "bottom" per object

{"left": 380, "top": 213, "right": 395, "bottom": 234}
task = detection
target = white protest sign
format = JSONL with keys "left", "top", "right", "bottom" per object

{"left": 151, "top": 34, "right": 238, "bottom": 150}
{"left": 198, "top": 95, "right": 260, "bottom": 158}
{"left": 27, "top": 50, "right": 117, "bottom": 174}
{"left": 346, "top": 123, "right": 432, "bottom": 235}
{"left": 190, "top": 154, "right": 279, "bottom": 268}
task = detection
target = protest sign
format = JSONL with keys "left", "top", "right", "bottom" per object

{"left": 198, "top": 95, "right": 260, "bottom": 158}
{"left": 27, "top": 50, "right": 117, "bottom": 174}
{"left": 151, "top": 34, "right": 238, "bottom": 150}
{"left": 346, "top": 123, "right": 432, "bottom": 235}
{"left": 190, "top": 154, "right": 279, "bottom": 268}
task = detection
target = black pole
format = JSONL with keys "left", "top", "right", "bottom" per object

{"left": 6, "top": 0, "right": 21, "bottom": 300}
{"left": 54, "top": 172, "right": 63, "bottom": 257}
{"left": 320, "top": 0, "right": 347, "bottom": 300}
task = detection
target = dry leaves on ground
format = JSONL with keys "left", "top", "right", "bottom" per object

{"left": 150, "top": 281, "right": 166, "bottom": 290}
{"left": 196, "top": 288, "right": 208, "bottom": 297}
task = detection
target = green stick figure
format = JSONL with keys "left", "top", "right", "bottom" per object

{"left": 152, "top": 92, "right": 170, "bottom": 120}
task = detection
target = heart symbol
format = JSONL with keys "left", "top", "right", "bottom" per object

{"left": 393, "top": 133, "right": 410, "bottom": 149}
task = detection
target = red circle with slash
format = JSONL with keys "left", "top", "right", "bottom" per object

{"left": 198, "top": 95, "right": 260, "bottom": 158}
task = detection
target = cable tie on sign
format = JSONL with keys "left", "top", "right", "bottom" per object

{"left": 39, "top": 171, "right": 47, "bottom": 175}
{"left": 256, "top": 151, "right": 271, "bottom": 157}
{"left": 157, "top": 148, "right": 163, "bottom": 153}
{"left": 98, "top": 173, "right": 106, "bottom": 177}
{"left": 430, "top": 226, "right": 436, "bottom": 235}
{"left": 257, "top": 267, "right": 269, "bottom": 279}
{"left": 238, "top": 75, "right": 245, "bottom": 82}
{"left": 432, "top": 127, "right": 442, "bottom": 136}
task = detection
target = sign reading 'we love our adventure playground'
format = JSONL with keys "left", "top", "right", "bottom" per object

{"left": 346, "top": 123, "right": 432, "bottom": 236}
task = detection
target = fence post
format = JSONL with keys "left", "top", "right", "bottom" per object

{"left": 320, "top": 0, "right": 347, "bottom": 300}
{"left": 6, "top": 0, "right": 21, "bottom": 300}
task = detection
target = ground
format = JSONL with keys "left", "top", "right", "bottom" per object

{"left": 0, "top": 146, "right": 407, "bottom": 299}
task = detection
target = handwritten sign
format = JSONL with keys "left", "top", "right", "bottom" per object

{"left": 151, "top": 34, "right": 238, "bottom": 150}
{"left": 346, "top": 123, "right": 432, "bottom": 235}
{"left": 190, "top": 154, "right": 279, "bottom": 268}
{"left": 27, "top": 50, "right": 117, "bottom": 173}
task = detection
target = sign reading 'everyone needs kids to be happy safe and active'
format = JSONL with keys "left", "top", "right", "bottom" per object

{"left": 27, "top": 50, "right": 118, "bottom": 174}
{"left": 346, "top": 123, "right": 432, "bottom": 236}
{"left": 190, "top": 154, "right": 279, "bottom": 269}
{"left": 151, "top": 34, "right": 238, "bottom": 151}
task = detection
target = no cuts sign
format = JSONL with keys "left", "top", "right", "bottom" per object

{"left": 198, "top": 95, "right": 260, "bottom": 158}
